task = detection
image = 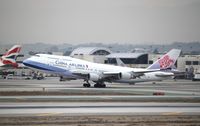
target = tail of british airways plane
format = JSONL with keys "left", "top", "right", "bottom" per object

{"left": 0, "top": 45, "right": 21, "bottom": 68}
{"left": 147, "top": 49, "right": 181, "bottom": 70}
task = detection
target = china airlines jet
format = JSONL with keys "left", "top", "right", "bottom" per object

{"left": 23, "top": 49, "right": 181, "bottom": 88}
{"left": 0, "top": 45, "right": 21, "bottom": 70}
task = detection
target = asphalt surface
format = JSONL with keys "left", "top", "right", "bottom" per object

{"left": 0, "top": 78, "right": 199, "bottom": 117}
{"left": 0, "top": 95, "right": 200, "bottom": 102}
{"left": 0, "top": 78, "right": 200, "bottom": 95}
{"left": 0, "top": 102, "right": 199, "bottom": 116}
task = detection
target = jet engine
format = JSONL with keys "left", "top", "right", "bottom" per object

{"left": 119, "top": 72, "right": 133, "bottom": 79}
{"left": 88, "top": 73, "right": 101, "bottom": 81}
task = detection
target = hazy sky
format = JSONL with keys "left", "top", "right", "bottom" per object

{"left": 0, "top": 0, "right": 200, "bottom": 45}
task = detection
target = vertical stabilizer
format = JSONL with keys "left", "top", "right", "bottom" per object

{"left": 147, "top": 49, "right": 181, "bottom": 70}
{"left": 0, "top": 45, "right": 21, "bottom": 67}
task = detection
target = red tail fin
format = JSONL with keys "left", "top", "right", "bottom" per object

{"left": 0, "top": 45, "right": 21, "bottom": 67}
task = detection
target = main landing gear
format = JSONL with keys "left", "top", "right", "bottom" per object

{"left": 94, "top": 82, "right": 106, "bottom": 88}
{"left": 83, "top": 81, "right": 106, "bottom": 88}
{"left": 94, "top": 81, "right": 106, "bottom": 88}
{"left": 83, "top": 81, "right": 91, "bottom": 87}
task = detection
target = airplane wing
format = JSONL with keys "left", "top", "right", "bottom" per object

{"left": 149, "top": 70, "right": 184, "bottom": 78}
{"left": 154, "top": 72, "right": 174, "bottom": 77}
{"left": 70, "top": 69, "right": 90, "bottom": 77}
{"left": 103, "top": 69, "right": 161, "bottom": 79}
{"left": 70, "top": 69, "right": 162, "bottom": 81}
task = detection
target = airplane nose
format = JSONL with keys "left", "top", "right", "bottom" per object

{"left": 22, "top": 59, "right": 27, "bottom": 64}
{"left": 22, "top": 59, "right": 31, "bottom": 66}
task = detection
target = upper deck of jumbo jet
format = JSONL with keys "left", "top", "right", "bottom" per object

{"left": 25, "top": 53, "right": 145, "bottom": 72}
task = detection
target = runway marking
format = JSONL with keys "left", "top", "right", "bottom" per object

{"left": 162, "top": 112, "right": 183, "bottom": 115}
{"left": 37, "top": 112, "right": 61, "bottom": 116}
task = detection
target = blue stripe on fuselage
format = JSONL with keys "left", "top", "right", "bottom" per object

{"left": 23, "top": 60, "right": 66, "bottom": 72}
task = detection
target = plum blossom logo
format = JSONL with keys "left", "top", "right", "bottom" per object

{"left": 158, "top": 55, "right": 174, "bottom": 69}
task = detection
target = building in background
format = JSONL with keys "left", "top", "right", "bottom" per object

{"left": 106, "top": 53, "right": 148, "bottom": 68}
{"left": 177, "top": 55, "right": 200, "bottom": 79}
{"left": 177, "top": 55, "right": 200, "bottom": 72}
{"left": 1, "top": 46, "right": 200, "bottom": 79}
{"left": 70, "top": 47, "right": 112, "bottom": 63}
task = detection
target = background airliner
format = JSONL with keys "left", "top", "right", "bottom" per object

{"left": 0, "top": 45, "right": 21, "bottom": 70}
{"left": 23, "top": 49, "right": 181, "bottom": 88}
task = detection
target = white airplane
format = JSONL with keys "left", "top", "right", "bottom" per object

{"left": 23, "top": 49, "right": 181, "bottom": 88}
{"left": 0, "top": 45, "right": 21, "bottom": 70}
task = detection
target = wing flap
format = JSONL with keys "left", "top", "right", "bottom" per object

{"left": 133, "top": 69, "right": 160, "bottom": 74}
{"left": 155, "top": 72, "right": 174, "bottom": 77}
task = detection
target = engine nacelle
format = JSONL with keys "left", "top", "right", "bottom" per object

{"left": 88, "top": 73, "right": 101, "bottom": 81}
{"left": 119, "top": 72, "right": 133, "bottom": 80}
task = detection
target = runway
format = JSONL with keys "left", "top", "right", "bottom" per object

{"left": 0, "top": 95, "right": 200, "bottom": 102}
{"left": 0, "top": 102, "right": 199, "bottom": 116}
{"left": 0, "top": 78, "right": 199, "bottom": 116}
{"left": 0, "top": 78, "right": 200, "bottom": 95}
{"left": 0, "top": 78, "right": 200, "bottom": 125}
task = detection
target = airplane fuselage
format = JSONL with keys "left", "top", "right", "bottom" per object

{"left": 23, "top": 54, "right": 173, "bottom": 84}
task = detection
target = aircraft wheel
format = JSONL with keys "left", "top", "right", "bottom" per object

{"left": 101, "top": 84, "right": 106, "bottom": 88}
{"left": 83, "top": 83, "right": 91, "bottom": 87}
{"left": 94, "top": 84, "right": 99, "bottom": 88}
{"left": 94, "top": 83, "right": 106, "bottom": 88}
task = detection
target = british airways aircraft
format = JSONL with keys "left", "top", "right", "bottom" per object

{"left": 23, "top": 49, "right": 181, "bottom": 88}
{"left": 0, "top": 45, "right": 21, "bottom": 70}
